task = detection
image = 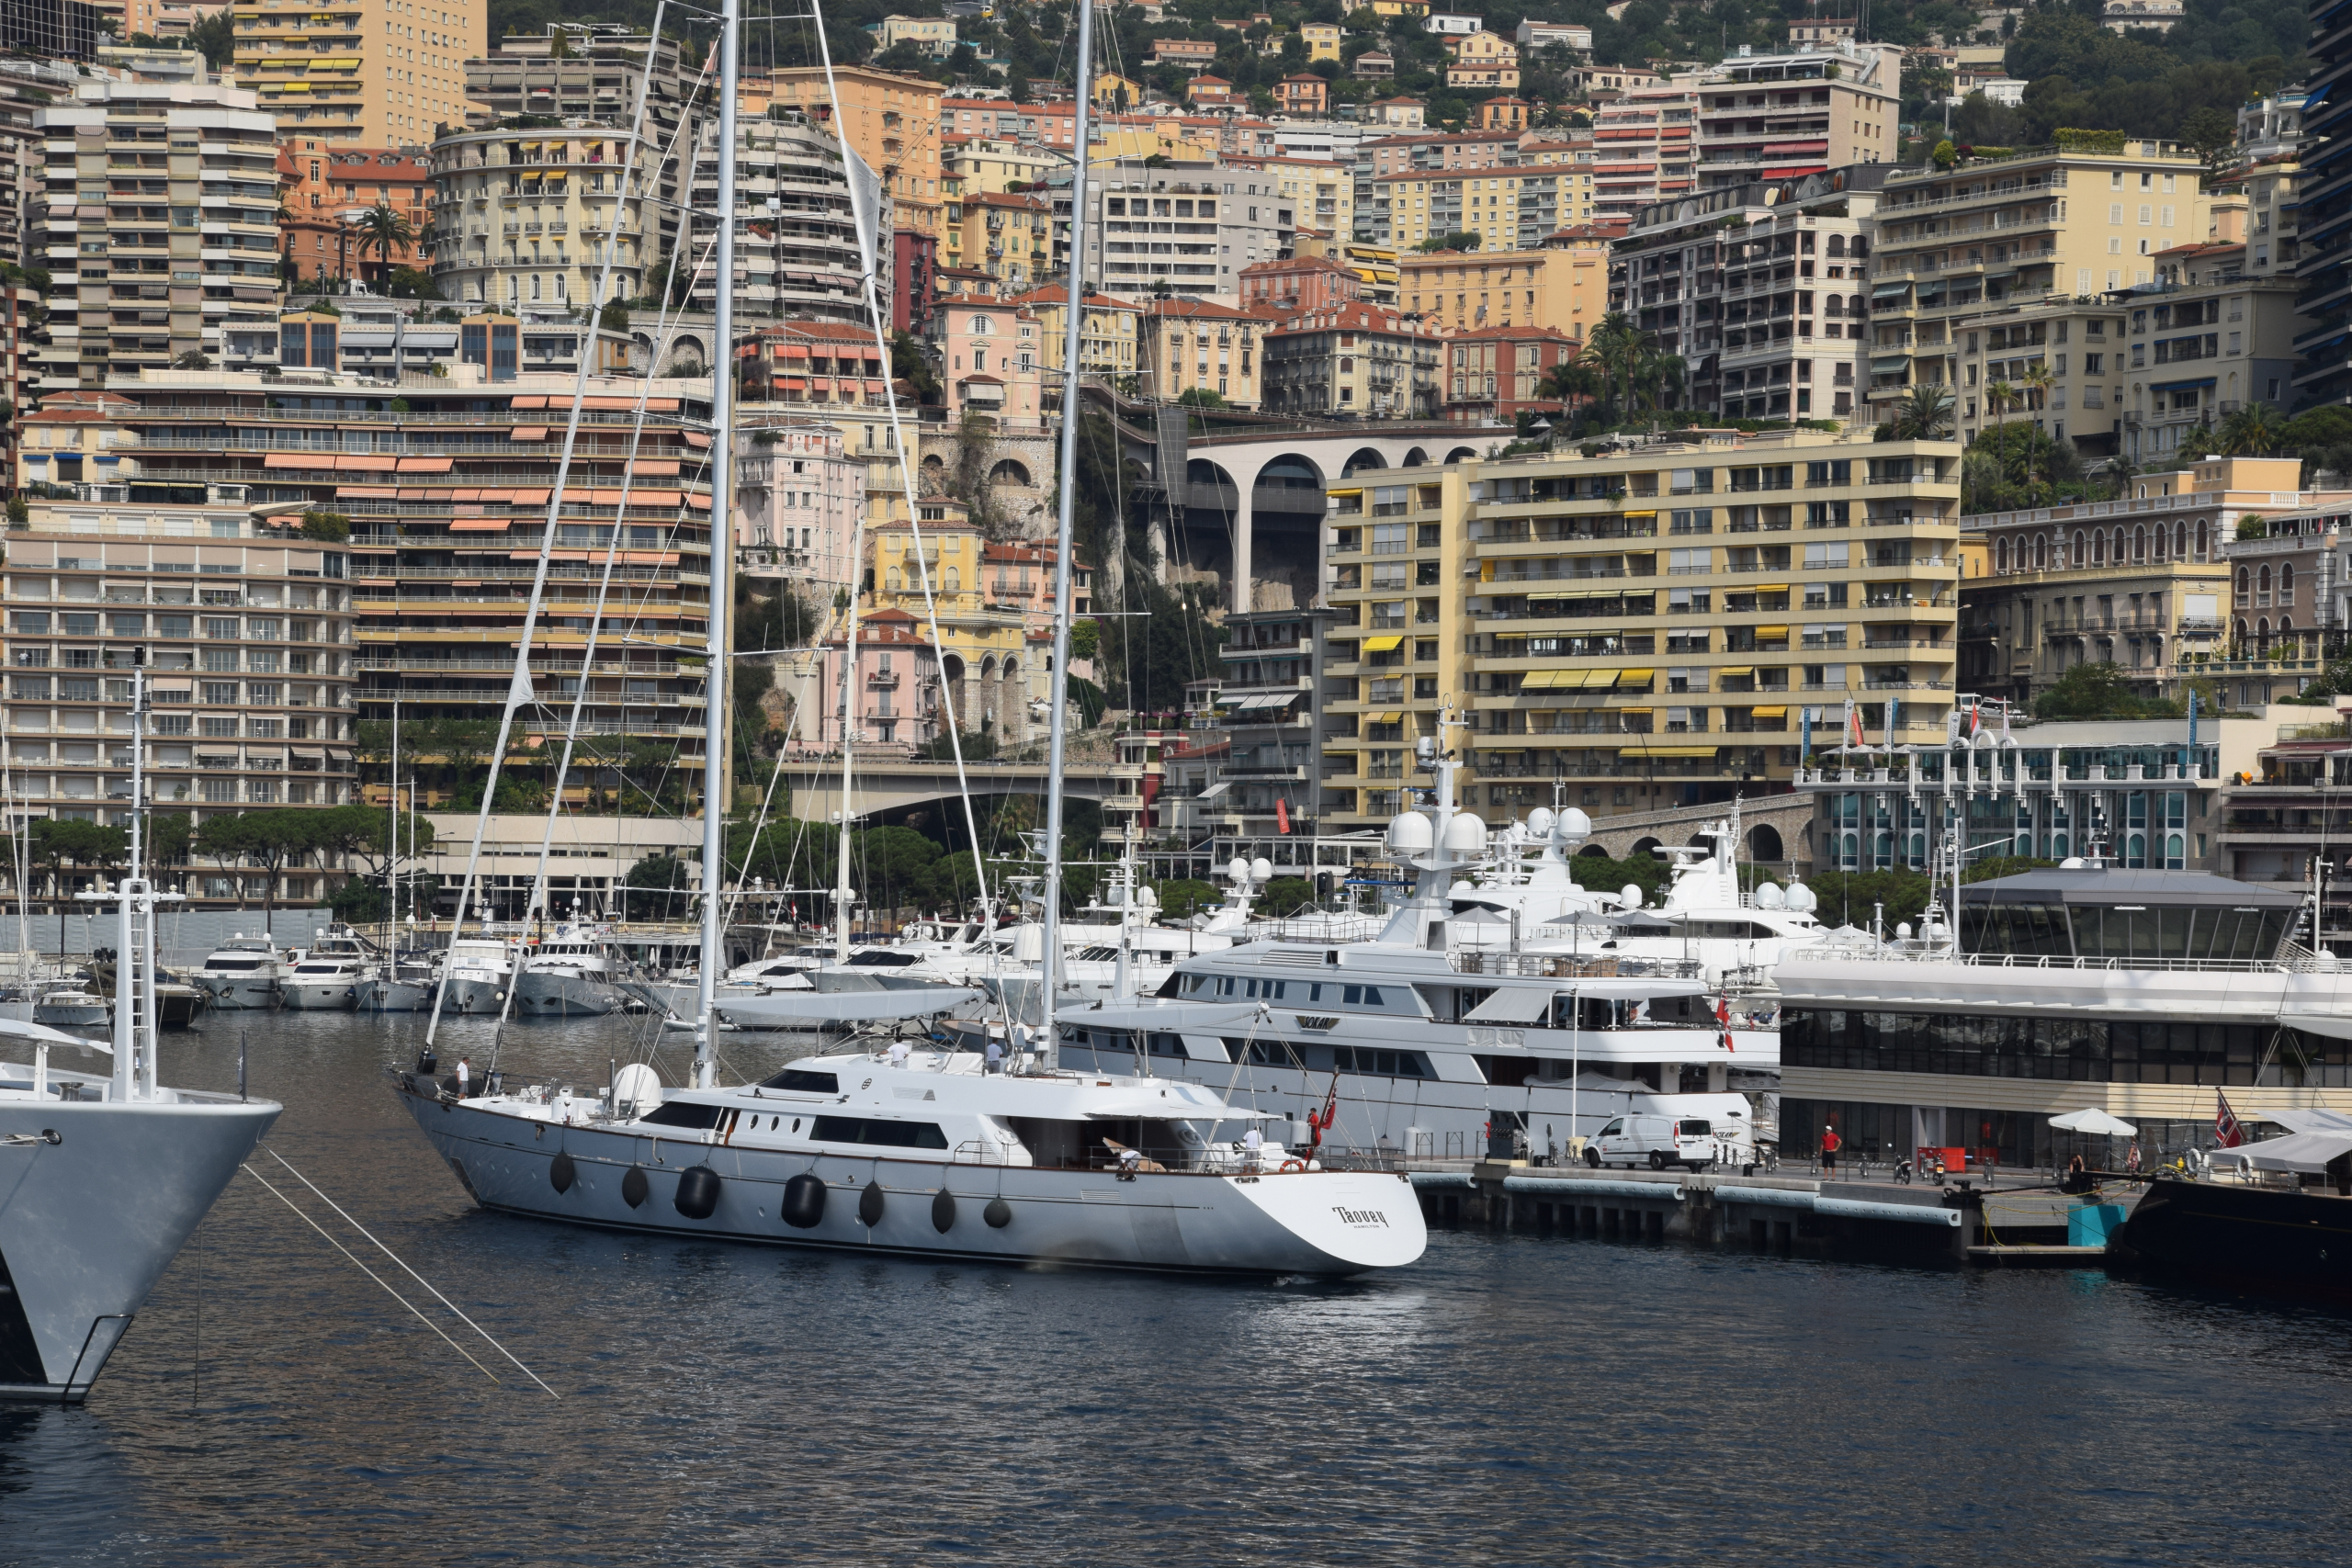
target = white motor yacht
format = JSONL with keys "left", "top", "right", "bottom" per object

{"left": 31, "top": 987, "right": 108, "bottom": 1030}
{"left": 192, "top": 934, "right": 280, "bottom": 1010}
{"left": 436, "top": 937, "right": 513, "bottom": 1014}
{"left": 512, "top": 926, "right": 624, "bottom": 1017}
{"left": 280, "top": 954, "right": 365, "bottom": 1010}
{"left": 357, "top": 952, "right": 439, "bottom": 1012}
{"left": 1054, "top": 732, "right": 1776, "bottom": 1164}
{"left": 390, "top": 1041, "right": 1424, "bottom": 1275}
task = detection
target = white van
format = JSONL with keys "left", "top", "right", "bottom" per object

{"left": 1586, "top": 1113, "right": 1729, "bottom": 1172}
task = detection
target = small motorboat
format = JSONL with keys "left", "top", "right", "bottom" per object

{"left": 32, "top": 986, "right": 109, "bottom": 1029}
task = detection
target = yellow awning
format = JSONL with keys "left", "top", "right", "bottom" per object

{"left": 1718, "top": 666, "right": 1754, "bottom": 677}
{"left": 1617, "top": 707, "right": 1654, "bottom": 717}
{"left": 1520, "top": 670, "right": 1568, "bottom": 689}
{"left": 1752, "top": 705, "right": 1789, "bottom": 719}
{"left": 1621, "top": 510, "right": 1657, "bottom": 518}
{"left": 1756, "top": 625, "right": 1790, "bottom": 638}
{"left": 1756, "top": 582, "right": 1790, "bottom": 592}
{"left": 1370, "top": 710, "right": 1403, "bottom": 723}
{"left": 1362, "top": 634, "right": 1403, "bottom": 652}
{"left": 1329, "top": 487, "right": 1363, "bottom": 498}
{"left": 276, "top": 83, "right": 311, "bottom": 92}
{"left": 1617, "top": 668, "right": 1655, "bottom": 683}
{"left": 1479, "top": 559, "right": 1495, "bottom": 581}
{"left": 544, "top": 170, "right": 570, "bottom": 181}
{"left": 1645, "top": 746, "right": 1722, "bottom": 758}
{"left": 311, "top": 55, "right": 361, "bottom": 66}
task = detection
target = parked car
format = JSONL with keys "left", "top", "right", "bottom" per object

{"left": 1585, "top": 1113, "right": 1732, "bottom": 1172}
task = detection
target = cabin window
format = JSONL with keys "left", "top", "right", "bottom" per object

{"left": 1333, "top": 1046, "right": 1430, "bottom": 1078}
{"left": 1341, "top": 985, "right": 1385, "bottom": 1006}
{"left": 639, "top": 1100, "right": 723, "bottom": 1130}
{"left": 759, "top": 1067, "right": 840, "bottom": 1093}
{"left": 809, "top": 1116, "right": 950, "bottom": 1150}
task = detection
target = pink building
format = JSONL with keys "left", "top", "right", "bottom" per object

{"left": 734, "top": 423, "right": 863, "bottom": 599}
{"left": 812, "top": 609, "right": 942, "bottom": 751}
{"left": 924, "top": 296, "right": 1046, "bottom": 428}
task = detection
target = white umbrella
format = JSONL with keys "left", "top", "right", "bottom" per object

{"left": 2048, "top": 1109, "right": 2138, "bottom": 1136}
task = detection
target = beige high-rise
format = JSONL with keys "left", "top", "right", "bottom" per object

{"left": 1864, "top": 138, "right": 2209, "bottom": 439}
{"left": 231, "top": 0, "right": 487, "bottom": 147}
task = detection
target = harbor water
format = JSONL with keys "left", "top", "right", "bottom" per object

{"left": 6, "top": 1010, "right": 2352, "bottom": 1565}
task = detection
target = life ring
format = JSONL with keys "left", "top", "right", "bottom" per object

{"left": 1278, "top": 1159, "right": 1307, "bottom": 1173}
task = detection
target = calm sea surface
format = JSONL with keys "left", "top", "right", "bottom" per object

{"left": 5, "top": 1010, "right": 2352, "bottom": 1565}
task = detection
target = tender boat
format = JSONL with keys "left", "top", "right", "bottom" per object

{"left": 192, "top": 935, "right": 280, "bottom": 1010}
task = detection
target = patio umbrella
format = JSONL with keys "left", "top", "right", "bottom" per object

{"left": 2048, "top": 1109, "right": 2138, "bottom": 1136}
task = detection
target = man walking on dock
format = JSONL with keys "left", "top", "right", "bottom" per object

{"left": 1821, "top": 1123, "right": 1841, "bottom": 1178}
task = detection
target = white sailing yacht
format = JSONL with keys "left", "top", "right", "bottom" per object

{"left": 387, "top": 0, "right": 1426, "bottom": 1274}
{"left": 0, "top": 658, "right": 280, "bottom": 1402}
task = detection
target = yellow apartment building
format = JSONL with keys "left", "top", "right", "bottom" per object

{"left": 1397, "top": 233, "right": 1609, "bottom": 341}
{"left": 1300, "top": 22, "right": 1342, "bottom": 62}
{"left": 232, "top": 0, "right": 486, "bottom": 145}
{"left": 1318, "top": 430, "right": 1963, "bottom": 827}
{"left": 1004, "top": 284, "right": 1141, "bottom": 378}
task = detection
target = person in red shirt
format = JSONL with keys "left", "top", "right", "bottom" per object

{"left": 1820, "top": 1123, "right": 1842, "bottom": 1177}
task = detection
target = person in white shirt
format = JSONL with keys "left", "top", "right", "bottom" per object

{"left": 888, "top": 1039, "right": 911, "bottom": 1069}
{"left": 454, "top": 1056, "right": 471, "bottom": 1098}
{"left": 1242, "top": 1124, "right": 1262, "bottom": 1173}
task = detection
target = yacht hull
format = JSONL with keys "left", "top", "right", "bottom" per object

{"left": 31, "top": 1000, "right": 107, "bottom": 1030}
{"left": 2118, "top": 1177, "right": 2352, "bottom": 1294}
{"left": 438, "top": 976, "right": 507, "bottom": 1014}
{"left": 356, "top": 978, "right": 434, "bottom": 1012}
{"left": 197, "top": 977, "right": 278, "bottom": 1010}
{"left": 513, "top": 973, "right": 621, "bottom": 1017}
{"left": 390, "top": 1076, "right": 1422, "bottom": 1276}
{"left": 156, "top": 987, "right": 204, "bottom": 1030}
{"left": 0, "top": 1092, "right": 280, "bottom": 1402}
{"left": 280, "top": 981, "right": 359, "bottom": 1010}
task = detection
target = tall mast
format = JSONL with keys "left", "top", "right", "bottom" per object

{"left": 694, "top": 0, "right": 741, "bottom": 1092}
{"left": 1038, "top": 0, "right": 1098, "bottom": 1074}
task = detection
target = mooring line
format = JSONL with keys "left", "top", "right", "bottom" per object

{"left": 241, "top": 1164, "right": 502, "bottom": 1388}
{"left": 266, "top": 1150, "right": 559, "bottom": 1398}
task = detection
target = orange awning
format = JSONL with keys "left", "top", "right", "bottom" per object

{"left": 643, "top": 398, "right": 680, "bottom": 412}
{"left": 510, "top": 489, "right": 551, "bottom": 504}
{"left": 450, "top": 489, "right": 481, "bottom": 501}
{"left": 622, "top": 551, "right": 680, "bottom": 565}
{"left": 263, "top": 452, "right": 322, "bottom": 469}
{"left": 509, "top": 395, "right": 548, "bottom": 410}
{"left": 396, "top": 488, "right": 436, "bottom": 500}
{"left": 512, "top": 549, "right": 593, "bottom": 561}
{"left": 510, "top": 426, "right": 548, "bottom": 441}
{"left": 336, "top": 486, "right": 396, "bottom": 498}
{"left": 628, "top": 489, "right": 683, "bottom": 506}
{"left": 343, "top": 454, "right": 397, "bottom": 471}
{"left": 684, "top": 431, "right": 711, "bottom": 448}
{"left": 579, "top": 396, "right": 634, "bottom": 411}
{"left": 684, "top": 493, "right": 711, "bottom": 510}
{"left": 632, "top": 459, "right": 679, "bottom": 477}
{"left": 395, "top": 457, "right": 453, "bottom": 472}
{"left": 449, "top": 519, "right": 511, "bottom": 532}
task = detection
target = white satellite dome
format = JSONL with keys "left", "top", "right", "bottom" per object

{"left": 1785, "top": 880, "right": 1818, "bottom": 914}
{"left": 1228, "top": 856, "right": 1251, "bottom": 884}
{"left": 1137, "top": 884, "right": 1159, "bottom": 908}
{"left": 1526, "top": 807, "right": 1557, "bottom": 837}
{"left": 1895, "top": 922, "right": 1914, "bottom": 941}
{"left": 1449, "top": 879, "right": 1478, "bottom": 897}
{"left": 1754, "top": 882, "right": 1786, "bottom": 909}
{"left": 1249, "top": 857, "right": 1274, "bottom": 886}
{"left": 1559, "top": 807, "right": 1592, "bottom": 840}
{"left": 1385, "top": 811, "right": 1434, "bottom": 854}
{"left": 1619, "top": 884, "right": 1644, "bottom": 909}
{"left": 1439, "top": 812, "right": 1487, "bottom": 855}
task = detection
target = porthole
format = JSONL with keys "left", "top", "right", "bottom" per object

{"left": 792, "top": 1118, "right": 801, "bottom": 1132}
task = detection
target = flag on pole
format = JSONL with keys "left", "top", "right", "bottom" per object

{"left": 1716, "top": 994, "right": 1736, "bottom": 1054}
{"left": 2215, "top": 1090, "right": 2244, "bottom": 1148}
{"left": 1845, "top": 697, "right": 1864, "bottom": 750}
{"left": 1275, "top": 797, "right": 1291, "bottom": 834}
{"left": 1966, "top": 698, "right": 1982, "bottom": 739}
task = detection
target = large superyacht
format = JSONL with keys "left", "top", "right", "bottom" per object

{"left": 1056, "top": 732, "right": 1777, "bottom": 1163}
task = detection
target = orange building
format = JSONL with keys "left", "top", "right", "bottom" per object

{"left": 277, "top": 144, "right": 433, "bottom": 290}
{"left": 760, "top": 65, "right": 945, "bottom": 240}
{"left": 1277, "top": 74, "right": 1328, "bottom": 116}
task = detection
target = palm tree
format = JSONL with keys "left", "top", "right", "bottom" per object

{"left": 1984, "top": 378, "right": 2015, "bottom": 497}
{"left": 1889, "top": 383, "right": 1954, "bottom": 440}
{"left": 1638, "top": 351, "right": 1687, "bottom": 418}
{"left": 349, "top": 200, "right": 414, "bottom": 285}
{"left": 2022, "top": 362, "right": 2056, "bottom": 502}
{"left": 1577, "top": 311, "right": 1645, "bottom": 427}
{"left": 2220, "top": 400, "right": 2284, "bottom": 457}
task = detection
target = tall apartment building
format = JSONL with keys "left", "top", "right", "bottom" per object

{"left": 32, "top": 76, "right": 282, "bottom": 394}
{"left": 1061, "top": 158, "right": 1289, "bottom": 301}
{"left": 1611, "top": 166, "right": 1885, "bottom": 423}
{"left": 1355, "top": 129, "right": 1594, "bottom": 251}
{"left": 1261, "top": 300, "right": 1438, "bottom": 419}
{"left": 30, "top": 363, "right": 718, "bottom": 805}
{"left": 461, "top": 25, "right": 695, "bottom": 147}
{"left": 0, "top": 58, "right": 84, "bottom": 270}
{"left": 1864, "top": 138, "right": 2208, "bottom": 429}
{"left": 1317, "top": 431, "right": 1962, "bottom": 829}
{"left": 427, "top": 123, "right": 656, "bottom": 312}
{"left": 1589, "top": 85, "right": 1697, "bottom": 226}
{"left": 1690, "top": 41, "right": 1899, "bottom": 192}
{"left": 762, "top": 66, "right": 944, "bottom": 242}
{"left": 681, "top": 110, "right": 880, "bottom": 327}
{"left": 2298, "top": 6, "right": 2352, "bottom": 407}
{"left": 232, "top": 0, "right": 485, "bottom": 145}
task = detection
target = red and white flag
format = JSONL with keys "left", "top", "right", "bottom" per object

{"left": 2215, "top": 1090, "right": 2245, "bottom": 1148}
{"left": 1716, "top": 995, "right": 1736, "bottom": 1054}
{"left": 1275, "top": 796, "right": 1291, "bottom": 834}
{"left": 1844, "top": 697, "right": 1865, "bottom": 750}
{"left": 1966, "top": 699, "right": 1982, "bottom": 739}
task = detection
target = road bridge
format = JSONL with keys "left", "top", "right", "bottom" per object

{"left": 780, "top": 753, "right": 1127, "bottom": 823}
{"left": 1567, "top": 795, "right": 1818, "bottom": 874}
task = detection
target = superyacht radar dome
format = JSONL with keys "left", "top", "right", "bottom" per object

{"left": 1386, "top": 810, "right": 1435, "bottom": 855}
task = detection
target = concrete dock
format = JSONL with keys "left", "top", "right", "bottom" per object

{"left": 1408, "top": 1163, "right": 2141, "bottom": 1264}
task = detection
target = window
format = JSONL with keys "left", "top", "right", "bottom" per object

{"left": 808, "top": 1116, "right": 950, "bottom": 1149}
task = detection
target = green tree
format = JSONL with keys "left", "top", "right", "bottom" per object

{"left": 350, "top": 200, "right": 414, "bottom": 279}
{"left": 2220, "top": 400, "right": 2285, "bottom": 456}
{"left": 189, "top": 8, "right": 233, "bottom": 66}
{"left": 1175, "top": 387, "right": 1226, "bottom": 408}
{"left": 2033, "top": 661, "right": 2180, "bottom": 721}
{"left": 622, "top": 852, "right": 693, "bottom": 922}
{"left": 1889, "top": 383, "right": 1955, "bottom": 440}
{"left": 856, "top": 825, "right": 942, "bottom": 915}
{"left": 27, "top": 819, "right": 126, "bottom": 963}
{"left": 1149, "top": 878, "right": 1223, "bottom": 920}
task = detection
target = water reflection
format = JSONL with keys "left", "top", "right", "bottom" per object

{"left": 1, "top": 1012, "right": 2350, "bottom": 1561}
